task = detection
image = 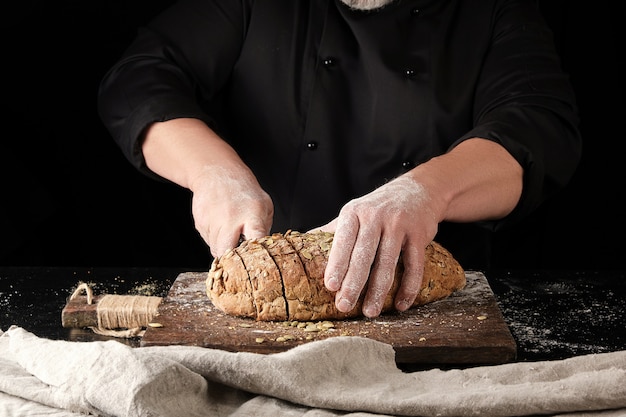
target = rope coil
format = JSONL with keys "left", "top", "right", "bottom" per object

{"left": 70, "top": 282, "right": 162, "bottom": 338}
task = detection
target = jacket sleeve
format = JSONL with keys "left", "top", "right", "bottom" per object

{"left": 455, "top": 0, "right": 582, "bottom": 230}
{"left": 97, "top": 0, "right": 248, "bottom": 179}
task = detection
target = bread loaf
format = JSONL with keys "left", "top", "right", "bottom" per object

{"left": 206, "top": 230, "right": 465, "bottom": 321}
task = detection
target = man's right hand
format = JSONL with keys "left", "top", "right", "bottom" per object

{"left": 141, "top": 118, "right": 273, "bottom": 258}
{"left": 190, "top": 166, "right": 273, "bottom": 258}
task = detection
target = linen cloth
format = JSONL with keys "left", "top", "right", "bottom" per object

{"left": 1, "top": 326, "right": 624, "bottom": 417}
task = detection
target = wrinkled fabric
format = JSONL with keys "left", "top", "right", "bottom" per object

{"left": 1, "top": 326, "right": 625, "bottom": 417}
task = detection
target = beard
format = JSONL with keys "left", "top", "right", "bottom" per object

{"left": 339, "top": 0, "right": 395, "bottom": 10}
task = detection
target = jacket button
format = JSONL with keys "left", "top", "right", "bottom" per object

{"left": 402, "top": 160, "right": 414, "bottom": 169}
{"left": 306, "top": 141, "right": 318, "bottom": 150}
{"left": 410, "top": 8, "right": 420, "bottom": 16}
{"left": 404, "top": 68, "right": 416, "bottom": 78}
{"left": 322, "top": 57, "right": 336, "bottom": 68}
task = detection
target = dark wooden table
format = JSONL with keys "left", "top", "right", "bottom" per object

{"left": 1, "top": 267, "right": 624, "bottom": 364}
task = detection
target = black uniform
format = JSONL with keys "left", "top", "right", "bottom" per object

{"left": 98, "top": 0, "right": 581, "bottom": 268}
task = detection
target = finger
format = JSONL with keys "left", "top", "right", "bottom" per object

{"left": 324, "top": 215, "right": 359, "bottom": 292}
{"left": 361, "top": 234, "right": 401, "bottom": 318}
{"left": 211, "top": 226, "right": 244, "bottom": 258}
{"left": 242, "top": 217, "right": 271, "bottom": 241}
{"left": 334, "top": 224, "right": 380, "bottom": 313}
{"left": 394, "top": 243, "right": 424, "bottom": 311}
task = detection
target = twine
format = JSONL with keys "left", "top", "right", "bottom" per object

{"left": 70, "top": 282, "right": 162, "bottom": 338}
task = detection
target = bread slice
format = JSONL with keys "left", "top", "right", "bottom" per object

{"left": 235, "top": 238, "right": 286, "bottom": 321}
{"left": 206, "top": 230, "right": 465, "bottom": 321}
{"left": 282, "top": 230, "right": 356, "bottom": 320}
{"left": 206, "top": 247, "right": 256, "bottom": 318}
{"left": 258, "top": 232, "right": 327, "bottom": 321}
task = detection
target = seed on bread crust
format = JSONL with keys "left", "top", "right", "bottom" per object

{"left": 206, "top": 231, "right": 465, "bottom": 321}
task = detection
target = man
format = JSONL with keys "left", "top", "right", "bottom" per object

{"left": 98, "top": 0, "right": 581, "bottom": 317}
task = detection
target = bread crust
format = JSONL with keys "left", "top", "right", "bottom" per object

{"left": 260, "top": 233, "right": 315, "bottom": 320}
{"left": 236, "top": 238, "right": 286, "bottom": 321}
{"left": 207, "top": 231, "right": 465, "bottom": 321}
{"left": 206, "top": 247, "right": 256, "bottom": 318}
{"left": 283, "top": 231, "right": 356, "bottom": 320}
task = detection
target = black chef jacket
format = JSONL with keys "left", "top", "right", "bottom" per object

{"left": 98, "top": 0, "right": 581, "bottom": 269}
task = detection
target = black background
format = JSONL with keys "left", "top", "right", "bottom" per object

{"left": 1, "top": 0, "right": 624, "bottom": 270}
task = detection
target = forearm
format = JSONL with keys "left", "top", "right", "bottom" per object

{"left": 141, "top": 118, "right": 252, "bottom": 192}
{"left": 405, "top": 138, "right": 523, "bottom": 224}
{"left": 142, "top": 117, "right": 274, "bottom": 255}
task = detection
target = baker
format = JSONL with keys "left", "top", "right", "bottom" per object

{"left": 97, "top": 0, "right": 581, "bottom": 319}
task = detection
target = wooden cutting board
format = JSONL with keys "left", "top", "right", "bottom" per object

{"left": 140, "top": 271, "right": 516, "bottom": 365}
